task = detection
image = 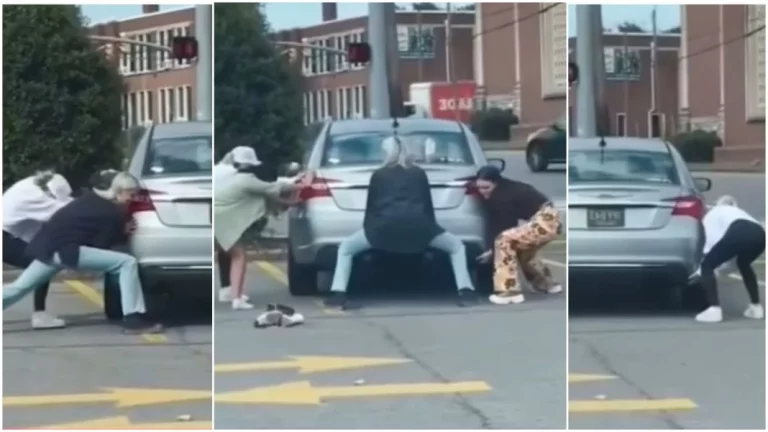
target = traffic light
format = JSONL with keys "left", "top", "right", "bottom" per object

{"left": 347, "top": 42, "right": 371, "bottom": 65}
{"left": 171, "top": 36, "right": 198, "bottom": 60}
{"left": 568, "top": 62, "right": 579, "bottom": 86}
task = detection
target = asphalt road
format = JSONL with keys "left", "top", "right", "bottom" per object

{"left": 214, "top": 239, "right": 567, "bottom": 429}
{"left": 697, "top": 171, "right": 766, "bottom": 222}
{"left": 2, "top": 279, "right": 212, "bottom": 430}
{"left": 569, "top": 258, "right": 765, "bottom": 429}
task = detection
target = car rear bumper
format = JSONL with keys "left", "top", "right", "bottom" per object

{"left": 129, "top": 214, "right": 212, "bottom": 271}
{"left": 139, "top": 265, "right": 212, "bottom": 292}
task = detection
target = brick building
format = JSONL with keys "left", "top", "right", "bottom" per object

{"left": 568, "top": 33, "right": 681, "bottom": 138}
{"left": 89, "top": 5, "right": 197, "bottom": 129}
{"left": 680, "top": 5, "right": 765, "bottom": 163}
{"left": 474, "top": 3, "right": 567, "bottom": 129}
{"left": 272, "top": 4, "right": 475, "bottom": 124}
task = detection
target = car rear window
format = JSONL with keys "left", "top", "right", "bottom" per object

{"left": 569, "top": 149, "right": 680, "bottom": 185}
{"left": 322, "top": 131, "right": 474, "bottom": 167}
{"left": 143, "top": 135, "right": 212, "bottom": 177}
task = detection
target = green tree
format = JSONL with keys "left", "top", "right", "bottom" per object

{"left": 617, "top": 21, "right": 646, "bottom": 33}
{"left": 214, "top": 4, "right": 304, "bottom": 175}
{"left": 412, "top": 2, "right": 440, "bottom": 11}
{"left": 3, "top": 5, "right": 125, "bottom": 188}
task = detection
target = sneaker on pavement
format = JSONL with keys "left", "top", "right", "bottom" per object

{"left": 547, "top": 284, "right": 563, "bottom": 294}
{"left": 218, "top": 287, "right": 232, "bottom": 302}
{"left": 457, "top": 288, "right": 478, "bottom": 307}
{"left": 489, "top": 293, "right": 525, "bottom": 305}
{"left": 31, "top": 312, "right": 66, "bottom": 330}
{"left": 324, "top": 292, "right": 348, "bottom": 309}
{"left": 744, "top": 304, "right": 764, "bottom": 320}
{"left": 254, "top": 310, "right": 283, "bottom": 328}
{"left": 121, "top": 313, "right": 164, "bottom": 334}
{"left": 232, "top": 298, "right": 255, "bottom": 310}
{"left": 695, "top": 306, "right": 723, "bottom": 323}
{"left": 282, "top": 312, "right": 305, "bottom": 327}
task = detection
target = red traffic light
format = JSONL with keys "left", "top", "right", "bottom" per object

{"left": 172, "top": 36, "right": 198, "bottom": 60}
{"left": 568, "top": 62, "right": 579, "bottom": 86}
{"left": 347, "top": 42, "right": 371, "bottom": 65}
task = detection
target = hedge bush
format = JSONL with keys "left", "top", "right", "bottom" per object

{"left": 669, "top": 129, "right": 721, "bottom": 163}
{"left": 469, "top": 108, "right": 519, "bottom": 141}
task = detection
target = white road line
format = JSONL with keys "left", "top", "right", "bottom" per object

{"left": 726, "top": 272, "right": 766, "bottom": 286}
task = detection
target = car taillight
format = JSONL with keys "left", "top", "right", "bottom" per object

{"left": 670, "top": 196, "right": 704, "bottom": 219}
{"left": 129, "top": 189, "right": 159, "bottom": 214}
{"left": 298, "top": 177, "right": 339, "bottom": 201}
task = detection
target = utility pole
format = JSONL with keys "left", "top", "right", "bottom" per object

{"left": 650, "top": 6, "right": 658, "bottom": 136}
{"left": 368, "top": 3, "right": 391, "bottom": 118}
{"left": 622, "top": 30, "right": 629, "bottom": 136}
{"left": 195, "top": 5, "right": 212, "bottom": 121}
{"left": 416, "top": 6, "right": 424, "bottom": 82}
{"left": 445, "top": 3, "right": 453, "bottom": 82}
{"left": 575, "top": 5, "right": 597, "bottom": 137}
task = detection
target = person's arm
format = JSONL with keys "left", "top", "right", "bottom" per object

{"left": 418, "top": 168, "right": 437, "bottom": 223}
{"left": 364, "top": 169, "right": 382, "bottom": 221}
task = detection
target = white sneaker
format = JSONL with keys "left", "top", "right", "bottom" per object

{"left": 219, "top": 287, "right": 250, "bottom": 303}
{"left": 31, "top": 312, "right": 66, "bottom": 329}
{"left": 695, "top": 306, "right": 723, "bottom": 323}
{"left": 232, "top": 298, "right": 255, "bottom": 310}
{"left": 218, "top": 287, "right": 232, "bottom": 302}
{"left": 489, "top": 293, "right": 525, "bottom": 305}
{"left": 547, "top": 284, "right": 563, "bottom": 294}
{"left": 744, "top": 304, "right": 764, "bottom": 320}
{"left": 282, "top": 312, "right": 305, "bottom": 327}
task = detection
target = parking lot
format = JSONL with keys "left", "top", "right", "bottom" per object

{"left": 569, "top": 171, "right": 766, "bottom": 430}
{"left": 214, "top": 236, "right": 566, "bottom": 429}
{"left": 2, "top": 276, "right": 212, "bottom": 429}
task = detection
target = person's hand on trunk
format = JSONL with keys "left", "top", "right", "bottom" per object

{"left": 476, "top": 249, "right": 492, "bottom": 264}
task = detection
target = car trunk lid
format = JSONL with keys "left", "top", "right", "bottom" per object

{"left": 137, "top": 176, "right": 212, "bottom": 227}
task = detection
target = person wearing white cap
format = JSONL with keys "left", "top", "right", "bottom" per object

{"left": 695, "top": 195, "right": 765, "bottom": 323}
{"left": 214, "top": 146, "right": 312, "bottom": 310}
{"left": 3, "top": 170, "right": 73, "bottom": 329}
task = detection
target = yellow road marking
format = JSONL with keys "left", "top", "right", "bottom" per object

{"left": 570, "top": 398, "right": 697, "bottom": 413}
{"left": 215, "top": 355, "right": 410, "bottom": 374}
{"left": 37, "top": 416, "right": 211, "bottom": 430}
{"left": 568, "top": 373, "right": 617, "bottom": 383}
{"left": 254, "top": 261, "right": 345, "bottom": 316}
{"left": 64, "top": 280, "right": 168, "bottom": 344}
{"left": 216, "top": 380, "right": 491, "bottom": 405}
{"left": 3, "top": 387, "right": 211, "bottom": 408}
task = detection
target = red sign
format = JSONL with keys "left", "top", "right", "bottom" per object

{"left": 430, "top": 82, "right": 476, "bottom": 123}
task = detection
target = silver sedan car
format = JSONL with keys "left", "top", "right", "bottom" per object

{"left": 104, "top": 121, "right": 213, "bottom": 319}
{"left": 568, "top": 137, "right": 712, "bottom": 306}
{"left": 286, "top": 118, "right": 505, "bottom": 296}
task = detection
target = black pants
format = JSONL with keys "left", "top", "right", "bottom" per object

{"left": 218, "top": 248, "right": 231, "bottom": 287}
{"left": 701, "top": 219, "right": 765, "bottom": 306}
{"left": 2, "top": 230, "right": 49, "bottom": 312}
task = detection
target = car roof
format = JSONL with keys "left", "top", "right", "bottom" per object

{"left": 151, "top": 121, "right": 211, "bottom": 139}
{"left": 569, "top": 136, "right": 671, "bottom": 153}
{"left": 328, "top": 118, "right": 464, "bottom": 135}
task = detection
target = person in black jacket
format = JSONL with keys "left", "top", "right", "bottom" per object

{"left": 474, "top": 165, "right": 563, "bottom": 305}
{"left": 324, "top": 135, "right": 477, "bottom": 309}
{"left": 3, "top": 170, "right": 161, "bottom": 334}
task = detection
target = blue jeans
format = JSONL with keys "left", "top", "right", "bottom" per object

{"left": 329, "top": 230, "right": 475, "bottom": 293}
{"left": 3, "top": 247, "right": 146, "bottom": 315}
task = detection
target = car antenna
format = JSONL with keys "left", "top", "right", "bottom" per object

{"left": 596, "top": 114, "right": 607, "bottom": 164}
{"left": 392, "top": 117, "right": 400, "bottom": 142}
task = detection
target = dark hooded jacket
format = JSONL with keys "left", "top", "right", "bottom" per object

{"left": 482, "top": 178, "right": 551, "bottom": 247}
{"left": 363, "top": 164, "right": 445, "bottom": 254}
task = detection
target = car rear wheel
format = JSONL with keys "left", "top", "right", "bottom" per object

{"left": 526, "top": 140, "right": 549, "bottom": 172}
{"left": 682, "top": 282, "right": 709, "bottom": 311}
{"left": 287, "top": 246, "right": 319, "bottom": 296}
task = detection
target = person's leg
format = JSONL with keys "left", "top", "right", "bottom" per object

{"left": 517, "top": 204, "right": 562, "bottom": 294}
{"left": 228, "top": 245, "right": 252, "bottom": 309}
{"left": 3, "top": 231, "right": 64, "bottom": 328}
{"left": 696, "top": 233, "right": 738, "bottom": 322}
{"left": 325, "top": 229, "right": 372, "bottom": 307}
{"left": 490, "top": 228, "right": 525, "bottom": 304}
{"left": 428, "top": 232, "right": 478, "bottom": 306}
{"left": 519, "top": 248, "right": 560, "bottom": 293}
{"left": 735, "top": 222, "right": 766, "bottom": 319}
{"left": 74, "top": 247, "right": 160, "bottom": 332}
{"left": 3, "top": 260, "right": 61, "bottom": 310}
{"left": 216, "top": 245, "right": 235, "bottom": 302}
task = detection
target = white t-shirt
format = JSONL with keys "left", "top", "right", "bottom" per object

{"left": 702, "top": 205, "right": 760, "bottom": 254}
{"left": 3, "top": 176, "right": 72, "bottom": 242}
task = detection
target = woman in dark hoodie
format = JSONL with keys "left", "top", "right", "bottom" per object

{"left": 3, "top": 169, "right": 161, "bottom": 333}
{"left": 324, "top": 135, "right": 477, "bottom": 310}
{"left": 474, "top": 165, "right": 563, "bottom": 305}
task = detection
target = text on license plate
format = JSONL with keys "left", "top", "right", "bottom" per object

{"left": 587, "top": 208, "right": 625, "bottom": 228}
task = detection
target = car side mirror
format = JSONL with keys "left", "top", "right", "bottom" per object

{"left": 487, "top": 158, "right": 506, "bottom": 172}
{"left": 693, "top": 177, "right": 712, "bottom": 192}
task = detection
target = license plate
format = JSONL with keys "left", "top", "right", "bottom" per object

{"left": 587, "top": 208, "right": 625, "bottom": 228}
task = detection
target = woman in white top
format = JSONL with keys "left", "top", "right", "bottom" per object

{"left": 3, "top": 171, "right": 73, "bottom": 329}
{"left": 214, "top": 146, "right": 310, "bottom": 310}
{"left": 696, "top": 195, "right": 765, "bottom": 323}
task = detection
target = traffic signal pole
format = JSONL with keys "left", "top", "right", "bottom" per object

{"left": 368, "top": 3, "right": 391, "bottom": 119}
{"left": 575, "top": 5, "right": 597, "bottom": 137}
{"left": 195, "top": 5, "right": 213, "bottom": 121}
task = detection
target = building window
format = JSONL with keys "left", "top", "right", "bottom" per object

{"left": 361, "top": 86, "right": 368, "bottom": 117}
{"left": 344, "top": 87, "right": 353, "bottom": 118}
{"left": 129, "top": 92, "right": 137, "bottom": 127}
{"left": 616, "top": 113, "right": 627, "bottom": 137}
{"left": 324, "top": 89, "right": 332, "bottom": 120}
{"left": 353, "top": 86, "right": 363, "bottom": 118}
{"left": 649, "top": 113, "right": 663, "bottom": 138}
{"left": 186, "top": 86, "right": 194, "bottom": 121}
{"left": 146, "top": 90, "right": 154, "bottom": 124}
{"left": 121, "top": 93, "right": 129, "bottom": 129}
{"left": 177, "top": 86, "right": 187, "bottom": 121}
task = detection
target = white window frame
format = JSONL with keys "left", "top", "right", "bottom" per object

{"left": 616, "top": 112, "right": 627, "bottom": 137}
{"left": 176, "top": 86, "right": 187, "bottom": 121}
{"left": 647, "top": 112, "right": 665, "bottom": 138}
